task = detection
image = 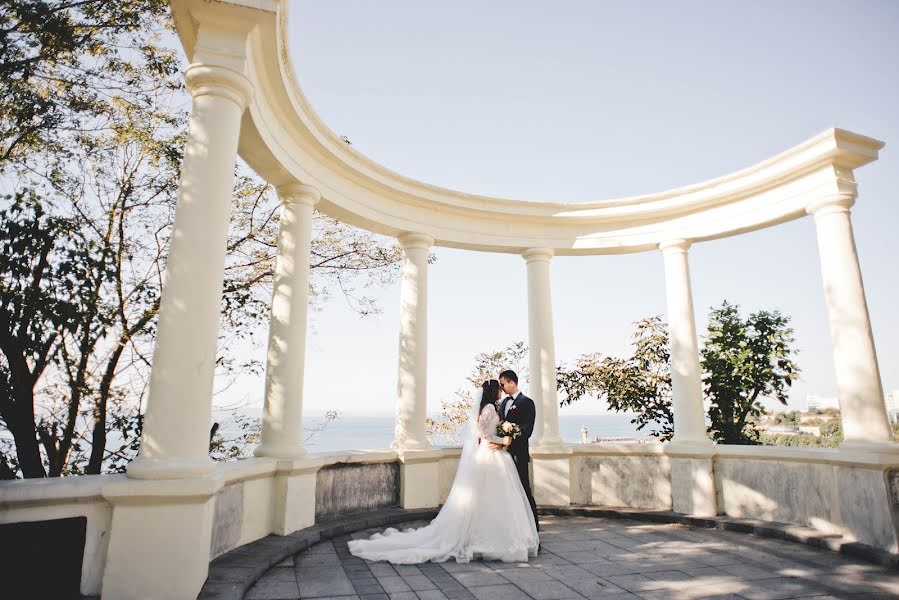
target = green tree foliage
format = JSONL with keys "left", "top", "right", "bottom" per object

{"left": 761, "top": 414, "right": 842, "bottom": 448}
{"left": 558, "top": 302, "right": 801, "bottom": 444}
{"left": 426, "top": 342, "right": 527, "bottom": 445}
{"left": 702, "top": 302, "right": 800, "bottom": 444}
{"left": 557, "top": 317, "right": 674, "bottom": 440}
{"left": 0, "top": 0, "right": 177, "bottom": 164}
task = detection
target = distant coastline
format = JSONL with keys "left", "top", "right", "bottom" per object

{"left": 219, "top": 412, "right": 656, "bottom": 454}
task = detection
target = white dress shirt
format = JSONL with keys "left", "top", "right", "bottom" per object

{"left": 504, "top": 391, "right": 521, "bottom": 417}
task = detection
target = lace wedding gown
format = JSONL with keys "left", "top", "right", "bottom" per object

{"left": 347, "top": 404, "right": 539, "bottom": 564}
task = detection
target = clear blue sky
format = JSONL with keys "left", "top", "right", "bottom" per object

{"left": 223, "top": 1, "right": 899, "bottom": 417}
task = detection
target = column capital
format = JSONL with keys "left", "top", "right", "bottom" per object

{"left": 398, "top": 232, "right": 434, "bottom": 250}
{"left": 184, "top": 63, "right": 253, "bottom": 110}
{"left": 522, "top": 247, "right": 554, "bottom": 263}
{"left": 658, "top": 239, "right": 691, "bottom": 254}
{"left": 806, "top": 193, "right": 856, "bottom": 217}
{"left": 277, "top": 183, "right": 320, "bottom": 207}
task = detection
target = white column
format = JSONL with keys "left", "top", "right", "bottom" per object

{"left": 127, "top": 64, "right": 253, "bottom": 480}
{"left": 523, "top": 248, "right": 561, "bottom": 447}
{"left": 255, "top": 184, "right": 320, "bottom": 459}
{"left": 393, "top": 233, "right": 434, "bottom": 450}
{"left": 659, "top": 240, "right": 711, "bottom": 446}
{"left": 807, "top": 194, "right": 897, "bottom": 452}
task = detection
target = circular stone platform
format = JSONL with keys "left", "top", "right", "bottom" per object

{"left": 242, "top": 515, "right": 899, "bottom": 600}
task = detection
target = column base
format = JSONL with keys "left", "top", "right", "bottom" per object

{"left": 273, "top": 460, "right": 321, "bottom": 535}
{"left": 254, "top": 443, "right": 308, "bottom": 460}
{"left": 391, "top": 438, "right": 432, "bottom": 451}
{"left": 532, "top": 444, "right": 572, "bottom": 506}
{"left": 399, "top": 450, "right": 442, "bottom": 508}
{"left": 671, "top": 456, "right": 717, "bottom": 517}
{"left": 127, "top": 455, "right": 216, "bottom": 480}
{"left": 667, "top": 438, "right": 715, "bottom": 453}
{"left": 101, "top": 477, "right": 220, "bottom": 600}
{"left": 532, "top": 437, "right": 564, "bottom": 451}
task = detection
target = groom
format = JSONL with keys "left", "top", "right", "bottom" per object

{"left": 493, "top": 369, "right": 539, "bottom": 532}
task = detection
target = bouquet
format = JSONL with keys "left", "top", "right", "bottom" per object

{"left": 497, "top": 421, "right": 522, "bottom": 440}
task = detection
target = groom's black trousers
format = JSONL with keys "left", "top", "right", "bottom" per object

{"left": 512, "top": 452, "right": 539, "bottom": 532}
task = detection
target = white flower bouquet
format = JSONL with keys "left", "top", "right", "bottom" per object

{"left": 496, "top": 421, "right": 522, "bottom": 440}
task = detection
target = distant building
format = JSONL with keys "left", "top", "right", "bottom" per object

{"left": 886, "top": 390, "right": 899, "bottom": 422}
{"left": 806, "top": 394, "right": 840, "bottom": 411}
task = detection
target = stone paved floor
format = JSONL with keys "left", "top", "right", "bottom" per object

{"left": 245, "top": 515, "right": 899, "bottom": 599}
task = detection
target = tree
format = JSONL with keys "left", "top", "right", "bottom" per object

{"left": 558, "top": 317, "right": 675, "bottom": 440}
{"left": 558, "top": 303, "right": 800, "bottom": 444}
{"left": 0, "top": 0, "right": 177, "bottom": 164}
{"left": 426, "top": 342, "right": 527, "bottom": 445}
{"left": 702, "top": 302, "right": 800, "bottom": 444}
{"left": 0, "top": 2, "right": 403, "bottom": 478}
{"left": 0, "top": 193, "right": 113, "bottom": 477}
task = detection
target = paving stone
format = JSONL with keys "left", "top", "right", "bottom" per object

{"left": 736, "top": 576, "right": 835, "bottom": 600}
{"left": 296, "top": 552, "right": 343, "bottom": 568}
{"left": 297, "top": 567, "right": 355, "bottom": 598}
{"left": 563, "top": 575, "right": 631, "bottom": 598}
{"left": 305, "top": 541, "right": 337, "bottom": 554}
{"left": 514, "top": 578, "right": 583, "bottom": 599}
{"left": 467, "top": 584, "right": 531, "bottom": 600}
{"left": 443, "top": 589, "right": 477, "bottom": 600}
{"left": 257, "top": 567, "right": 299, "bottom": 583}
{"left": 196, "top": 580, "right": 244, "bottom": 600}
{"left": 403, "top": 574, "right": 438, "bottom": 591}
{"left": 245, "top": 579, "right": 301, "bottom": 600}
{"left": 368, "top": 563, "right": 397, "bottom": 577}
{"left": 352, "top": 581, "right": 386, "bottom": 595}
{"left": 715, "top": 562, "right": 782, "bottom": 581}
{"left": 441, "top": 560, "right": 492, "bottom": 573}
{"left": 498, "top": 567, "right": 555, "bottom": 585}
{"left": 554, "top": 549, "right": 616, "bottom": 564}
{"left": 198, "top": 511, "right": 899, "bottom": 600}
{"left": 539, "top": 563, "right": 598, "bottom": 581}
{"left": 416, "top": 590, "right": 450, "bottom": 600}
{"left": 376, "top": 576, "right": 411, "bottom": 593}
{"left": 450, "top": 570, "right": 508, "bottom": 587}
{"left": 605, "top": 574, "right": 662, "bottom": 593}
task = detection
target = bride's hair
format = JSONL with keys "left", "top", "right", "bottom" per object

{"left": 479, "top": 379, "right": 500, "bottom": 413}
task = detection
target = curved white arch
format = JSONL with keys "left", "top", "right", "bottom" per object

{"left": 170, "top": 0, "right": 883, "bottom": 255}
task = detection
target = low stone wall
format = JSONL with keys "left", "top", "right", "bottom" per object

{"left": 315, "top": 460, "right": 399, "bottom": 519}
{"left": 712, "top": 447, "right": 899, "bottom": 553}
{"left": 2, "top": 443, "right": 897, "bottom": 599}
{"left": 571, "top": 452, "right": 673, "bottom": 509}
{"left": 0, "top": 475, "right": 113, "bottom": 597}
{"left": 561, "top": 444, "right": 899, "bottom": 554}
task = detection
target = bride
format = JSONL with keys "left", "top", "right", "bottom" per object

{"left": 347, "top": 379, "right": 539, "bottom": 564}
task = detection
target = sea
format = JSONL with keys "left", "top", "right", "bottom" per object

{"left": 291, "top": 412, "right": 652, "bottom": 453}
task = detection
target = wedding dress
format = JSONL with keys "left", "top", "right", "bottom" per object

{"left": 347, "top": 400, "right": 539, "bottom": 564}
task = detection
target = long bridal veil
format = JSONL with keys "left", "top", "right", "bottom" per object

{"left": 347, "top": 391, "right": 484, "bottom": 563}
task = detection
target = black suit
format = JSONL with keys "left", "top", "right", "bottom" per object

{"left": 501, "top": 393, "right": 539, "bottom": 532}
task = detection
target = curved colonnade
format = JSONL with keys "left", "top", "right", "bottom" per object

{"left": 1, "top": 1, "right": 897, "bottom": 598}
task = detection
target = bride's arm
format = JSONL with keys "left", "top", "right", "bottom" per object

{"left": 478, "top": 405, "right": 510, "bottom": 445}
